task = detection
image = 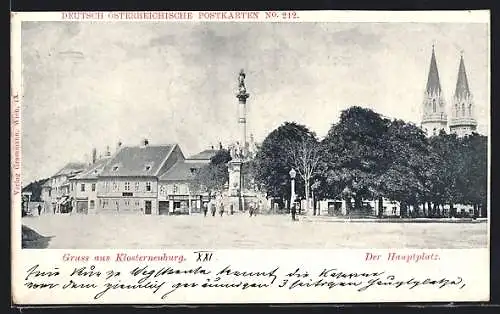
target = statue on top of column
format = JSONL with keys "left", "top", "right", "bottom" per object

{"left": 238, "top": 69, "right": 246, "bottom": 94}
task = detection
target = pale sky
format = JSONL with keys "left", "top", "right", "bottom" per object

{"left": 21, "top": 21, "right": 489, "bottom": 185}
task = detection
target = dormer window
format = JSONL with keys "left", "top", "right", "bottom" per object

{"left": 144, "top": 162, "right": 154, "bottom": 172}
{"left": 112, "top": 164, "right": 119, "bottom": 171}
{"left": 190, "top": 168, "right": 197, "bottom": 174}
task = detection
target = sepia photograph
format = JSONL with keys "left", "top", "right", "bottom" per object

{"left": 19, "top": 19, "right": 489, "bottom": 250}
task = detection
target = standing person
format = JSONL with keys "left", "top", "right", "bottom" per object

{"left": 210, "top": 200, "right": 217, "bottom": 217}
{"left": 249, "top": 202, "right": 254, "bottom": 217}
{"left": 229, "top": 203, "right": 234, "bottom": 215}
{"left": 203, "top": 202, "right": 208, "bottom": 217}
{"left": 291, "top": 202, "right": 297, "bottom": 221}
{"left": 219, "top": 201, "right": 225, "bottom": 217}
{"left": 37, "top": 204, "right": 42, "bottom": 216}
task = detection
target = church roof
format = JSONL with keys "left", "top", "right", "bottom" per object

{"left": 159, "top": 160, "right": 206, "bottom": 181}
{"left": 100, "top": 144, "right": 175, "bottom": 177}
{"left": 425, "top": 46, "right": 442, "bottom": 95}
{"left": 454, "top": 54, "right": 471, "bottom": 99}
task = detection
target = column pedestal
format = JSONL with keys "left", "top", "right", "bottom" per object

{"left": 228, "top": 159, "right": 243, "bottom": 211}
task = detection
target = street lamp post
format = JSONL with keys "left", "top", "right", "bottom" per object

{"left": 289, "top": 168, "right": 296, "bottom": 219}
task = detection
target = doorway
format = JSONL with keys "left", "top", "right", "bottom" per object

{"left": 145, "top": 201, "right": 152, "bottom": 215}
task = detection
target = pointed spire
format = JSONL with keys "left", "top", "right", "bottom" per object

{"left": 426, "top": 45, "right": 442, "bottom": 95}
{"left": 454, "top": 53, "right": 471, "bottom": 99}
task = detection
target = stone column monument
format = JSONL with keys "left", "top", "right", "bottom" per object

{"left": 228, "top": 69, "right": 250, "bottom": 211}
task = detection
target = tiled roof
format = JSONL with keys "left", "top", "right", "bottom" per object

{"left": 159, "top": 161, "right": 206, "bottom": 181}
{"left": 53, "top": 162, "right": 87, "bottom": 177}
{"left": 72, "top": 157, "right": 111, "bottom": 180}
{"left": 187, "top": 149, "right": 219, "bottom": 161}
{"left": 100, "top": 144, "right": 175, "bottom": 177}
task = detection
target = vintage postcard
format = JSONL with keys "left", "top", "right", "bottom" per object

{"left": 11, "top": 10, "right": 490, "bottom": 305}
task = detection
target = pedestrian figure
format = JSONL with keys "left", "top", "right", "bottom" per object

{"left": 203, "top": 202, "right": 208, "bottom": 217}
{"left": 37, "top": 204, "right": 42, "bottom": 216}
{"left": 219, "top": 202, "right": 225, "bottom": 217}
{"left": 210, "top": 202, "right": 216, "bottom": 217}
{"left": 249, "top": 202, "right": 254, "bottom": 217}
{"left": 229, "top": 203, "right": 234, "bottom": 215}
{"left": 291, "top": 203, "right": 297, "bottom": 221}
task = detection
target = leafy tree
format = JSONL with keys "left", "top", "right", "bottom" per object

{"left": 321, "top": 106, "right": 390, "bottom": 214}
{"left": 253, "top": 122, "right": 317, "bottom": 207}
{"left": 427, "top": 132, "right": 463, "bottom": 217}
{"left": 22, "top": 178, "right": 49, "bottom": 202}
{"left": 190, "top": 149, "right": 231, "bottom": 197}
{"left": 458, "top": 133, "right": 487, "bottom": 217}
{"left": 377, "top": 119, "right": 429, "bottom": 217}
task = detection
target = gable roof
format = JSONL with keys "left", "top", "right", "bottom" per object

{"left": 53, "top": 162, "right": 87, "bottom": 177}
{"left": 187, "top": 149, "right": 219, "bottom": 161}
{"left": 99, "top": 144, "right": 175, "bottom": 177}
{"left": 159, "top": 160, "right": 206, "bottom": 181}
{"left": 72, "top": 157, "right": 111, "bottom": 180}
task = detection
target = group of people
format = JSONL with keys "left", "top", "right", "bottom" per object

{"left": 202, "top": 198, "right": 262, "bottom": 217}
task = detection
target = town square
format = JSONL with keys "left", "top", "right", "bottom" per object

{"left": 19, "top": 21, "right": 488, "bottom": 249}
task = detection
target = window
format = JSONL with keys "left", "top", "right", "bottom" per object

{"left": 432, "top": 99, "right": 436, "bottom": 113}
{"left": 469, "top": 104, "right": 472, "bottom": 116}
{"left": 462, "top": 103, "right": 465, "bottom": 116}
{"left": 160, "top": 185, "right": 166, "bottom": 195}
{"left": 135, "top": 201, "right": 140, "bottom": 206}
{"left": 125, "top": 182, "right": 130, "bottom": 191}
{"left": 455, "top": 104, "right": 459, "bottom": 117}
{"left": 89, "top": 200, "right": 95, "bottom": 209}
{"left": 49, "top": 190, "right": 51, "bottom": 197}
{"left": 124, "top": 200, "right": 130, "bottom": 206}
{"left": 134, "top": 182, "right": 140, "bottom": 191}
{"left": 91, "top": 183, "right": 96, "bottom": 192}
{"left": 71, "top": 183, "right": 74, "bottom": 191}
{"left": 146, "top": 182, "right": 151, "bottom": 192}
{"left": 113, "top": 182, "right": 118, "bottom": 191}
{"left": 173, "top": 185, "right": 179, "bottom": 194}
{"left": 112, "top": 165, "right": 119, "bottom": 171}
{"left": 81, "top": 184, "right": 85, "bottom": 192}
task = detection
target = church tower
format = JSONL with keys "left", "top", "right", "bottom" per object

{"left": 449, "top": 53, "right": 477, "bottom": 137}
{"left": 421, "top": 45, "right": 448, "bottom": 136}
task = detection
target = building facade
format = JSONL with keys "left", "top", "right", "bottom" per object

{"left": 45, "top": 162, "right": 86, "bottom": 214}
{"left": 70, "top": 156, "right": 111, "bottom": 214}
{"left": 158, "top": 150, "right": 217, "bottom": 215}
{"left": 96, "top": 140, "right": 184, "bottom": 215}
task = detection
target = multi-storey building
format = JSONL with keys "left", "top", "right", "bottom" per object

{"left": 96, "top": 139, "right": 184, "bottom": 215}
{"left": 70, "top": 156, "right": 111, "bottom": 214}
{"left": 158, "top": 149, "right": 218, "bottom": 215}
{"left": 45, "top": 162, "right": 86, "bottom": 213}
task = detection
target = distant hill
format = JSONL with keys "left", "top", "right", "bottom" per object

{"left": 22, "top": 178, "right": 50, "bottom": 202}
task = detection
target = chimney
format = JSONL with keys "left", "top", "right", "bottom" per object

{"left": 105, "top": 145, "right": 111, "bottom": 157}
{"left": 142, "top": 138, "right": 149, "bottom": 147}
{"left": 116, "top": 140, "right": 122, "bottom": 151}
{"left": 92, "top": 148, "right": 97, "bottom": 164}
